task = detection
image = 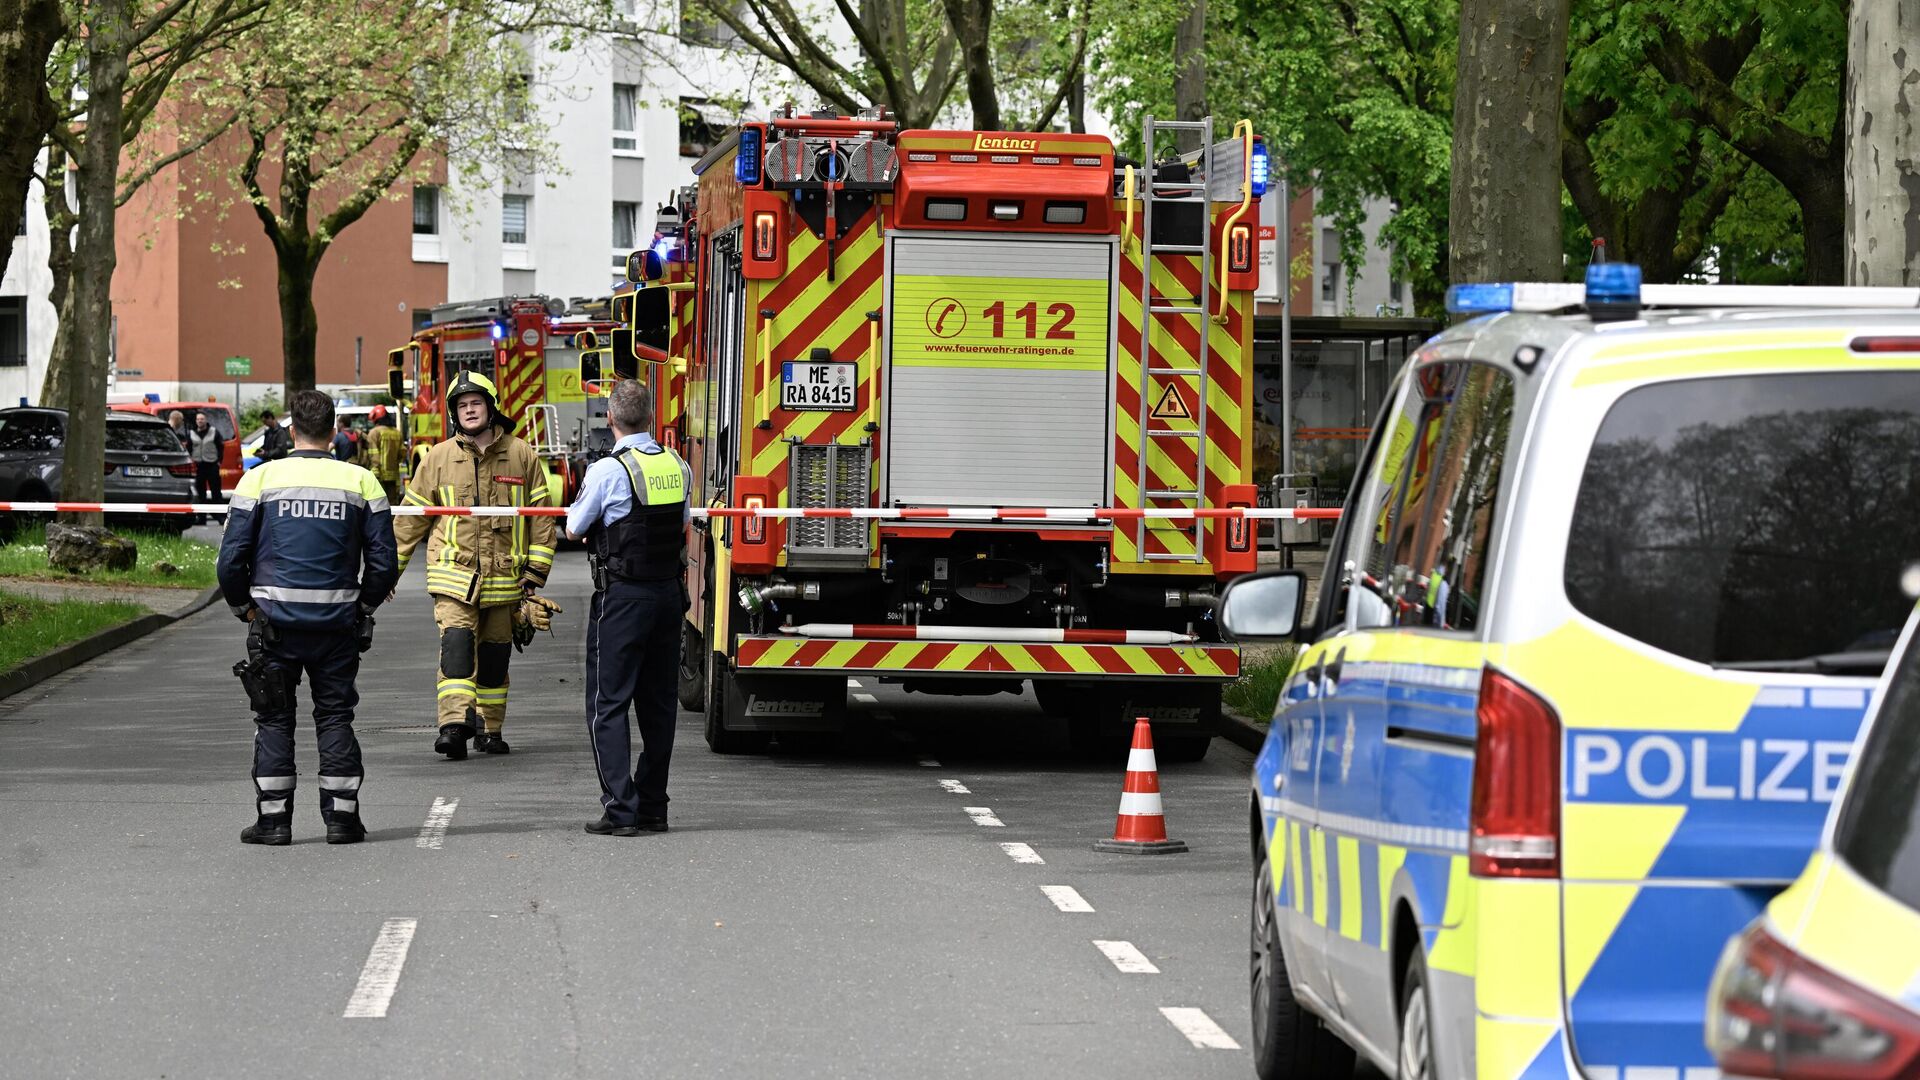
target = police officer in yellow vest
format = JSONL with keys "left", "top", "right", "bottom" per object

{"left": 566, "top": 379, "right": 690, "bottom": 836}
{"left": 394, "top": 370, "right": 558, "bottom": 759}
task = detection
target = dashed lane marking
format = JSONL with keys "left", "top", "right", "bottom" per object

{"left": 1159, "top": 1007, "right": 1240, "bottom": 1049}
{"left": 1093, "top": 940, "right": 1160, "bottom": 973}
{"left": 416, "top": 796, "right": 457, "bottom": 849}
{"left": 963, "top": 806, "right": 1004, "bottom": 827}
{"left": 1041, "top": 885, "right": 1093, "bottom": 912}
{"left": 939, "top": 779, "right": 972, "bottom": 794}
{"left": 847, "top": 678, "right": 862, "bottom": 688}
{"left": 999, "top": 842, "right": 1045, "bottom": 864}
{"left": 343, "top": 918, "right": 418, "bottom": 1019}
{"left": 853, "top": 692, "right": 878, "bottom": 704}
{"left": 918, "top": 757, "right": 942, "bottom": 768}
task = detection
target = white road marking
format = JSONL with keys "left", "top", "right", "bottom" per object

{"left": 1041, "top": 885, "right": 1093, "bottom": 912}
{"left": 918, "top": 757, "right": 942, "bottom": 768}
{"left": 1093, "top": 940, "right": 1160, "bottom": 973}
{"left": 963, "top": 806, "right": 1004, "bottom": 827}
{"left": 999, "top": 842, "right": 1045, "bottom": 864}
{"left": 416, "top": 797, "right": 457, "bottom": 849}
{"left": 343, "top": 918, "right": 418, "bottom": 1019}
{"left": 847, "top": 678, "right": 862, "bottom": 688}
{"left": 939, "top": 779, "right": 972, "bottom": 794}
{"left": 1160, "top": 1007, "right": 1240, "bottom": 1049}
{"left": 853, "top": 692, "right": 877, "bottom": 704}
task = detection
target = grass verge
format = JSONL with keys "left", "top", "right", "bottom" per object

{"left": 0, "top": 591, "right": 150, "bottom": 673}
{"left": 1223, "top": 645, "right": 1297, "bottom": 724}
{"left": 0, "top": 524, "right": 217, "bottom": 589}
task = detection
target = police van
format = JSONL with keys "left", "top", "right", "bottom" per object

{"left": 1220, "top": 266, "right": 1920, "bottom": 1079}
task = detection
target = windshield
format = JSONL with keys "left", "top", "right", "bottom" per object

{"left": 107, "top": 421, "right": 186, "bottom": 454}
{"left": 1833, "top": 616, "right": 1920, "bottom": 913}
{"left": 1564, "top": 371, "right": 1920, "bottom": 673}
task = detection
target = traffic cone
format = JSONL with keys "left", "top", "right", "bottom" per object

{"left": 1093, "top": 718, "right": 1189, "bottom": 854}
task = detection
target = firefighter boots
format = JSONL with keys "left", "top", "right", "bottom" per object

{"left": 241, "top": 819, "right": 292, "bottom": 846}
{"left": 435, "top": 709, "right": 474, "bottom": 760}
{"left": 475, "top": 731, "right": 511, "bottom": 755}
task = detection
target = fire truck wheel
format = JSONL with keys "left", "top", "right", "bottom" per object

{"left": 703, "top": 649, "right": 771, "bottom": 755}
{"left": 677, "top": 623, "right": 706, "bottom": 713}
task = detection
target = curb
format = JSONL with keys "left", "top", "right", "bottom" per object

{"left": 1217, "top": 704, "right": 1269, "bottom": 754}
{"left": 0, "top": 584, "right": 222, "bottom": 703}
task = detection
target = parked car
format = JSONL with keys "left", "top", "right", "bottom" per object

{"left": 109, "top": 400, "right": 242, "bottom": 492}
{"left": 1705, "top": 597, "right": 1920, "bottom": 1080}
{"left": 0, "top": 407, "right": 196, "bottom": 534}
{"left": 240, "top": 405, "right": 377, "bottom": 468}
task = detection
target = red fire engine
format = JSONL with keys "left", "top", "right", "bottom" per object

{"left": 629, "top": 109, "right": 1268, "bottom": 759}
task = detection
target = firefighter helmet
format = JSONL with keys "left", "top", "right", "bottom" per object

{"left": 370, "top": 404, "right": 389, "bottom": 423}
{"left": 446, "top": 369, "right": 511, "bottom": 435}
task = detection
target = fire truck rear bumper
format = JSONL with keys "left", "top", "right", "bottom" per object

{"left": 733, "top": 636, "right": 1240, "bottom": 680}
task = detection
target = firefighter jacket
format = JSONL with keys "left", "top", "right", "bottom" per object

{"left": 217, "top": 451, "right": 398, "bottom": 632}
{"left": 395, "top": 432, "right": 556, "bottom": 606}
{"left": 367, "top": 423, "right": 403, "bottom": 482}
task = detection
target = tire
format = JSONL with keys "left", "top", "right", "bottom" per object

{"left": 1158, "top": 734, "right": 1212, "bottom": 763}
{"left": 678, "top": 621, "right": 706, "bottom": 713}
{"left": 703, "top": 649, "right": 771, "bottom": 754}
{"left": 1251, "top": 844, "right": 1356, "bottom": 1080}
{"left": 1397, "top": 946, "right": 1436, "bottom": 1080}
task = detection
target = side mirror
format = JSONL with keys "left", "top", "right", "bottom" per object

{"left": 625, "top": 248, "right": 665, "bottom": 284}
{"left": 580, "top": 348, "right": 603, "bottom": 386}
{"left": 574, "top": 329, "right": 599, "bottom": 351}
{"left": 610, "top": 327, "right": 639, "bottom": 380}
{"left": 1218, "top": 570, "right": 1307, "bottom": 642}
{"left": 387, "top": 368, "right": 406, "bottom": 402}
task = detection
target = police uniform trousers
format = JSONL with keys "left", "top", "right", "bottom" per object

{"left": 584, "top": 576, "right": 681, "bottom": 823}
{"left": 252, "top": 628, "right": 363, "bottom": 827}
{"left": 434, "top": 596, "right": 516, "bottom": 734}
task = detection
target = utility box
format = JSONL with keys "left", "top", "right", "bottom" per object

{"left": 1270, "top": 473, "right": 1321, "bottom": 547}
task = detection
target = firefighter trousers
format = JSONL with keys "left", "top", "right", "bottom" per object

{"left": 435, "top": 596, "right": 516, "bottom": 734}
{"left": 252, "top": 629, "right": 363, "bottom": 826}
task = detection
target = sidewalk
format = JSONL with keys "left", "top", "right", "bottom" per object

{"left": 0, "top": 579, "right": 211, "bottom": 617}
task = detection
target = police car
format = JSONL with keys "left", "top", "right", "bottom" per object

{"left": 1220, "top": 264, "right": 1920, "bottom": 1079}
{"left": 1706, "top": 594, "right": 1920, "bottom": 1080}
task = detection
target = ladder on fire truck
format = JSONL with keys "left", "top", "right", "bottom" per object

{"left": 1136, "top": 115, "right": 1214, "bottom": 563}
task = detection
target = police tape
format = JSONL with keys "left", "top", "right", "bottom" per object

{"left": 0, "top": 502, "right": 1345, "bottom": 522}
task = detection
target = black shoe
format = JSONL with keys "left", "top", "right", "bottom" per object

{"left": 326, "top": 819, "right": 367, "bottom": 845}
{"left": 633, "top": 814, "right": 669, "bottom": 833}
{"left": 435, "top": 721, "right": 472, "bottom": 760}
{"left": 241, "top": 821, "right": 291, "bottom": 846}
{"left": 584, "top": 814, "right": 641, "bottom": 837}
{"left": 475, "top": 732, "right": 510, "bottom": 755}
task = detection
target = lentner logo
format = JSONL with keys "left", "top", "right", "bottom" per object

{"left": 972, "top": 134, "right": 1040, "bottom": 153}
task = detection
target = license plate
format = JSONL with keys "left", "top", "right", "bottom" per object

{"left": 123, "top": 465, "right": 164, "bottom": 478}
{"left": 781, "top": 361, "right": 857, "bottom": 412}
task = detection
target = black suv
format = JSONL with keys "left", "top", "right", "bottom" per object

{"left": 0, "top": 408, "right": 196, "bottom": 533}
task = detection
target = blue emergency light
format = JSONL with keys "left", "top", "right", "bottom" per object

{"left": 1585, "top": 261, "right": 1643, "bottom": 319}
{"left": 145, "top": 392, "right": 161, "bottom": 403}
{"left": 1250, "top": 139, "right": 1270, "bottom": 198}
{"left": 1444, "top": 282, "right": 1516, "bottom": 315}
{"left": 1443, "top": 262, "right": 1646, "bottom": 319}
{"left": 736, "top": 126, "right": 763, "bottom": 186}
{"left": 490, "top": 322, "right": 505, "bottom": 341}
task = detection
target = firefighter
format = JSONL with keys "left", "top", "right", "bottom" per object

{"left": 217, "top": 389, "right": 397, "bottom": 845}
{"left": 366, "top": 404, "right": 404, "bottom": 503}
{"left": 565, "top": 379, "right": 690, "bottom": 836}
{"left": 394, "top": 370, "right": 558, "bottom": 759}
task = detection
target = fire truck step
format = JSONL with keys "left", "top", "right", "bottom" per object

{"left": 1149, "top": 244, "right": 1207, "bottom": 254}
{"left": 1146, "top": 489, "right": 1202, "bottom": 500}
{"left": 1148, "top": 305, "right": 1205, "bottom": 315}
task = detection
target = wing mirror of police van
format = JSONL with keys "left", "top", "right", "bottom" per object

{"left": 625, "top": 248, "right": 665, "bottom": 284}
{"left": 1219, "top": 570, "right": 1308, "bottom": 642}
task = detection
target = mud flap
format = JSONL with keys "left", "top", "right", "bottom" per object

{"left": 725, "top": 672, "right": 847, "bottom": 733}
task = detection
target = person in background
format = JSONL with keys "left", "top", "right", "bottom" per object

{"left": 168, "top": 410, "right": 189, "bottom": 453}
{"left": 257, "top": 409, "right": 292, "bottom": 462}
{"left": 332, "top": 416, "right": 358, "bottom": 463}
{"left": 366, "top": 405, "right": 404, "bottom": 503}
{"left": 188, "top": 411, "right": 225, "bottom": 501}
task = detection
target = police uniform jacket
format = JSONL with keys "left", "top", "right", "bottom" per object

{"left": 217, "top": 450, "right": 399, "bottom": 631}
{"left": 394, "top": 432, "right": 557, "bottom": 607}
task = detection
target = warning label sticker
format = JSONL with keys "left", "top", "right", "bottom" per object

{"left": 1150, "top": 382, "right": 1193, "bottom": 421}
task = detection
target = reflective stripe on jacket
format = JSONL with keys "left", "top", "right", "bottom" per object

{"left": 216, "top": 451, "right": 398, "bottom": 631}
{"left": 368, "top": 424, "right": 404, "bottom": 482}
{"left": 393, "top": 433, "right": 557, "bottom": 605}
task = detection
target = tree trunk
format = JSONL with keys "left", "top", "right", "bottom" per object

{"left": 38, "top": 144, "right": 74, "bottom": 407}
{"left": 62, "top": 0, "right": 132, "bottom": 516}
{"left": 1846, "top": 0, "right": 1920, "bottom": 285}
{"left": 0, "top": 0, "right": 62, "bottom": 286}
{"left": 1449, "top": 0, "right": 1571, "bottom": 283}
{"left": 1173, "top": 0, "right": 1206, "bottom": 125}
{"left": 277, "top": 246, "right": 323, "bottom": 398}
{"left": 942, "top": 0, "right": 999, "bottom": 130}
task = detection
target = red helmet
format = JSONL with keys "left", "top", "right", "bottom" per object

{"left": 370, "top": 404, "right": 389, "bottom": 421}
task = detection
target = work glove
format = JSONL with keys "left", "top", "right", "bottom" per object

{"left": 513, "top": 593, "right": 563, "bottom": 652}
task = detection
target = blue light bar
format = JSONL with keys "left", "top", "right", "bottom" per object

{"left": 1445, "top": 282, "right": 1515, "bottom": 315}
{"left": 736, "top": 126, "right": 763, "bottom": 186}
{"left": 1250, "top": 139, "right": 1270, "bottom": 198}
{"left": 1585, "top": 261, "right": 1643, "bottom": 305}
{"left": 490, "top": 322, "right": 505, "bottom": 341}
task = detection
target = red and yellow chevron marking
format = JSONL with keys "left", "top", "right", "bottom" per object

{"left": 745, "top": 209, "right": 885, "bottom": 508}
{"left": 499, "top": 343, "right": 544, "bottom": 432}
{"left": 736, "top": 636, "right": 1240, "bottom": 679}
{"left": 1112, "top": 204, "right": 1254, "bottom": 570}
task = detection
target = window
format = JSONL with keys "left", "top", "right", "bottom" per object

{"left": 412, "top": 186, "right": 439, "bottom": 236}
{"left": 679, "top": 2, "right": 745, "bottom": 48}
{"left": 1320, "top": 227, "right": 1340, "bottom": 304}
{"left": 0, "top": 297, "right": 24, "bottom": 368}
{"left": 0, "top": 412, "right": 61, "bottom": 453}
{"left": 1565, "top": 371, "right": 1920, "bottom": 671}
{"left": 1834, "top": 642, "right": 1920, "bottom": 913}
{"left": 1355, "top": 363, "right": 1513, "bottom": 631}
{"left": 612, "top": 84, "right": 639, "bottom": 152}
{"left": 612, "top": 201, "right": 639, "bottom": 251}
{"left": 502, "top": 195, "right": 529, "bottom": 245}
{"left": 679, "top": 97, "right": 731, "bottom": 158}
{"left": 106, "top": 419, "right": 187, "bottom": 453}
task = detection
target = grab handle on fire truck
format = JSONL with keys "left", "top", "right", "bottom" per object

{"left": 1122, "top": 165, "right": 1138, "bottom": 254}
{"left": 1216, "top": 120, "right": 1256, "bottom": 313}
{"left": 757, "top": 308, "right": 775, "bottom": 429}
{"left": 861, "top": 310, "right": 881, "bottom": 436}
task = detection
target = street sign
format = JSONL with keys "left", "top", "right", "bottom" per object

{"left": 223, "top": 356, "right": 251, "bottom": 376}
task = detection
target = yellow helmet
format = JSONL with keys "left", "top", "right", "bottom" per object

{"left": 446, "top": 369, "right": 510, "bottom": 434}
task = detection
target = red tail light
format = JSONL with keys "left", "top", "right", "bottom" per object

{"left": 168, "top": 463, "right": 196, "bottom": 477}
{"left": 1709, "top": 922, "right": 1920, "bottom": 1079}
{"left": 1849, "top": 337, "right": 1920, "bottom": 353}
{"left": 1228, "top": 223, "right": 1253, "bottom": 273}
{"left": 1470, "top": 668, "right": 1560, "bottom": 878}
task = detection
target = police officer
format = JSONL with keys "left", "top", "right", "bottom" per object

{"left": 218, "top": 389, "right": 398, "bottom": 846}
{"left": 566, "top": 379, "right": 689, "bottom": 836}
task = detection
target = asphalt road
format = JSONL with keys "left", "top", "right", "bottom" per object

{"left": 0, "top": 551, "right": 1322, "bottom": 1079}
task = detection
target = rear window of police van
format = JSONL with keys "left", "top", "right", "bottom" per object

{"left": 1564, "top": 371, "right": 1920, "bottom": 674}
{"left": 1832, "top": 630, "right": 1920, "bottom": 912}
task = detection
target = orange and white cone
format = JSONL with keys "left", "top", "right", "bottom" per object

{"left": 1093, "top": 718, "right": 1189, "bottom": 854}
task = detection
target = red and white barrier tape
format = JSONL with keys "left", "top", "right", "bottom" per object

{"left": 776, "top": 623, "right": 1200, "bottom": 645}
{"left": 0, "top": 502, "right": 1343, "bottom": 521}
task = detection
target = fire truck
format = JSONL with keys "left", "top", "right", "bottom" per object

{"left": 385, "top": 295, "right": 646, "bottom": 502}
{"left": 631, "top": 109, "right": 1268, "bottom": 759}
